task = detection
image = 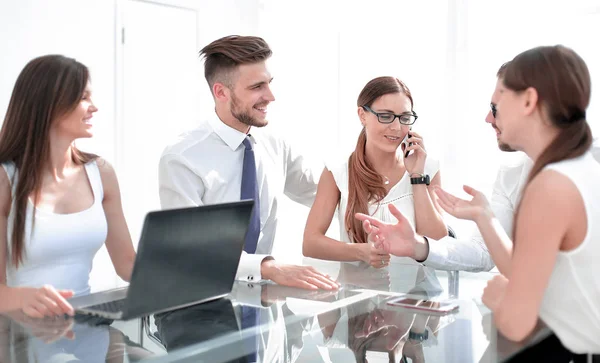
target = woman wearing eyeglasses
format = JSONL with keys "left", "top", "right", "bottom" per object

{"left": 303, "top": 76, "right": 447, "bottom": 269}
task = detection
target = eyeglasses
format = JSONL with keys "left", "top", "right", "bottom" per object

{"left": 490, "top": 103, "right": 497, "bottom": 118}
{"left": 362, "top": 105, "right": 418, "bottom": 125}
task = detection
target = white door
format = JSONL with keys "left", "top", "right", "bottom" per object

{"left": 118, "top": 0, "right": 201, "bottom": 248}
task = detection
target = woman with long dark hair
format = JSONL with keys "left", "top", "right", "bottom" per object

{"left": 303, "top": 76, "right": 447, "bottom": 268}
{"left": 434, "top": 45, "right": 600, "bottom": 360}
{"left": 0, "top": 55, "right": 136, "bottom": 318}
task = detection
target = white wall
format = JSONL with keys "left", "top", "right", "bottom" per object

{"left": 260, "top": 0, "right": 600, "bottom": 243}
{"left": 0, "top": 0, "right": 119, "bottom": 291}
{"left": 0, "top": 0, "right": 117, "bottom": 160}
{"left": 1, "top": 0, "right": 600, "bottom": 291}
{"left": 259, "top": 1, "right": 454, "bottom": 262}
{"left": 0, "top": 0, "right": 260, "bottom": 291}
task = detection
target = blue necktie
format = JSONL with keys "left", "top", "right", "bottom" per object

{"left": 241, "top": 136, "right": 260, "bottom": 254}
{"left": 240, "top": 305, "right": 260, "bottom": 362}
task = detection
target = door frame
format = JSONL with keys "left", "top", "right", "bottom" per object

{"left": 113, "top": 0, "right": 200, "bottom": 174}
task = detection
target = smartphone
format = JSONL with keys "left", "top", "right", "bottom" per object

{"left": 386, "top": 297, "right": 459, "bottom": 315}
{"left": 403, "top": 129, "right": 413, "bottom": 158}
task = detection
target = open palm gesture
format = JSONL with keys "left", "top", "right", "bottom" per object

{"left": 355, "top": 204, "right": 417, "bottom": 258}
{"left": 433, "top": 185, "right": 493, "bottom": 222}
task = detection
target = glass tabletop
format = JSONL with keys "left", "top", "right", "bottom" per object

{"left": 0, "top": 260, "right": 549, "bottom": 363}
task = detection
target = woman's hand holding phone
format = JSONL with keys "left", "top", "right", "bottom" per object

{"left": 402, "top": 130, "right": 427, "bottom": 175}
{"left": 404, "top": 134, "right": 413, "bottom": 158}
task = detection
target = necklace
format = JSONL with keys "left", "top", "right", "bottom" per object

{"left": 380, "top": 158, "right": 401, "bottom": 186}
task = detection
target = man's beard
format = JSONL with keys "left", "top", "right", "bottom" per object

{"left": 230, "top": 93, "right": 267, "bottom": 128}
{"left": 493, "top": 125, "right": 516, "bottom": 152}
{"left": 498, "top": 143, "right": 516, "bottom": 152}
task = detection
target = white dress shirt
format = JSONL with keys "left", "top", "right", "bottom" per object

{"left": 424, "top": 142, "right": 600, "bottom": 272}
{"left": 158, "top": 118, "right": 320, "bottom": 282}
{"left": 423, "top": 155, "right": 530, "bottom": 272}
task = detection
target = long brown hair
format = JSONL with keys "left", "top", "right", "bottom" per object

{"left": 0, "top": 55, "right": 97, "bottom": 267}
{"left": 346, "top": 77, "right": 414, "bottom": 244}
{"left": 507, "top": 45, "right": 592, "bottom": 235}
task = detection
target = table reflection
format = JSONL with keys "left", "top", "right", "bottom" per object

{"left": 0, "top": 312, "right": 153, "bottom": 362}
{"left": 337, "top": 262, "right": 445, "bottom": 297}
{"left": 316, "top": 295, "right": 454, "bottom": 363}
{"left": 0, "top": 262, "right": 539, "bottom": 363}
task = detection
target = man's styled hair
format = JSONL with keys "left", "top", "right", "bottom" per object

{"left": 199, "top": 35, "right": 272, "bottom": 93}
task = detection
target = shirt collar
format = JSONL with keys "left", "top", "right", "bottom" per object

{"left": 208, "top": 118, "right": 256, "bottom": 151}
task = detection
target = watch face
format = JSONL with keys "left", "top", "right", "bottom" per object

{"left": 410, "top": 175, "right": 430, "bottom": 185}
{"left": 409, "top": 330, "right": 429, "bottom": 341}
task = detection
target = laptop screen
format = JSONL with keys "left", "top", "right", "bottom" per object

{"left": 124, "top": 200, "right": 254, "bottom": 318}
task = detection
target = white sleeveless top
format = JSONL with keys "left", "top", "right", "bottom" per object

{"left": 327, "top": 153, "right": 440, "bottom": 244}
{"left": 326, "top": 153, "right": 441, "bottom": 292}
{"left": 537, "top": 151, "right": 600, "bottom": 353}
{"left": 3, "top": 161, "right": 108, "bottom": 296}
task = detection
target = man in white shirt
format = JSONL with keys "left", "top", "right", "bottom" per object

{"left": 158, "top": 35, "right": 339, "bottom": 290}
{"left": 356, "top": 62, "right": 600, "bottom": 271}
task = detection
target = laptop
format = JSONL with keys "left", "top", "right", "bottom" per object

{"left": 71, "top": 200, "right": 254, "bottom": 320}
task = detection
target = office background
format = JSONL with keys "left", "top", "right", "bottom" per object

{"left": 1, "top": 0, "right": 598, "bottom": 291}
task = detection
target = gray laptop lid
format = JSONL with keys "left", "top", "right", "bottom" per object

{"left": 122, "top": 200, "right": 254, "bottom": 319}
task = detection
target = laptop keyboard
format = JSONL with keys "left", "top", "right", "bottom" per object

{"left": 84, "top": 298, "right": 127, "bottom": 313}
